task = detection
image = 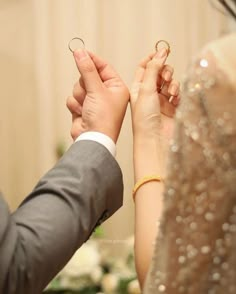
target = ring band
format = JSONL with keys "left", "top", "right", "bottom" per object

{"left": 68, "top": 37, "right": 85, "bottom": 53}
{"left": 155, "top": 40, "right": 171, "bottom": 55}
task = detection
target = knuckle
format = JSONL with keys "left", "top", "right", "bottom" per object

{"left": 173, "top": 80, "right": 180, "bottom": 88}
{"left": 71, "top": 124, "right": 79, "bottom": 140}
{"left": 139, "top": 83, "right": 153, "bottom": 96}
{"left": 73, "top": 82, "right": 80, "bottom": 97}
{"left": 70, "top": 128, "right": 76, "bottom": 140}
{"left": 66, "top": 96, "right": 73, "bottom": 109}
{"left": 146, "top": 59, "right": 158, "bottom": 70}
{"left": 150, "top": 58, "right": 164, "bottom": 70}
{"left": 165, "top": 65, "right": 174, "bottom": 74}
{"left": 80, "top": 60, "right": 95, "bottom": 73}
{"left": 67, "top": 96, "right": 79, "bottom": 113}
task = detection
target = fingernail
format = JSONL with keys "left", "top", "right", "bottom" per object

{"left": 169, "top": 96, "right": 174, "bottom": 103}
{"left": 169, "top": 84, "right": 179, "bottom": 96}
{"left": 163, "top": 70, "right": 171, "bottom": 81}
{"left": 154, "top": 48, "right": 167, "bottom": 59}
{"left": 172, "top": 97, "right": 179, "bottom": 106}
{"left": 74, "top": 49, "right": 88, "bottom": 61}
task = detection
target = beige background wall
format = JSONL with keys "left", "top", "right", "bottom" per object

{"left": 0, "top": 0, "right": 227, "bottom": 239}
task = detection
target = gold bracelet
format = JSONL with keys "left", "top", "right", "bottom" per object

{"left": 132, "top": 175, "right": 162, "bottom": 201}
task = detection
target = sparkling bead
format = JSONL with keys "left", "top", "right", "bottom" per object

{"left": 217, "top": 118, "right": 225, "bottom": 126}
{"left": 158, "top": 284, "right": 166, "bottom": 292}
{"left": 205, "top": 212, "right": 214, "bottom": 221}
{"left": 176, "top": 216, "right": 182, "bottom": 223}
{"left": 213, "top": 256, "right": 221, "bottom": 265}
{"left": 222, "top": 223, "right": 230, "bottom": 231}
{"left": 178, "top": 256, "right": 186, "bottom": 264}
{"left": 195, "top": 181, "right": 207, "bottom": 192}
{"left": 190, "top": 131, "right": 199, "bottom": 141}
{"left": 212, "top": 272, "right": 221, "bottom": 281}
{"left": 171, "top": 144, "right": 179, "bottom": 153}
{"left": 176, "top": 238, "right": 182, "bottom": 245}
{"left": 200, "top": 59, "right": 209, "bottom": 68}
{"left": 201, "top": 246, "right": 211, "bottom": 254}
{"left": 190, "top": 222, "right": 198, "bottom": 230}
{"left": 167, "top": 188, "right": 175, "bottom": 197}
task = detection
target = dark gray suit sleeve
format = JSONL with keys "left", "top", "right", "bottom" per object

{"left": 0, "top": 140, "right": 123, "bottom": 294}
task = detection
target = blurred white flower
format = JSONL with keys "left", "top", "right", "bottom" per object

{"left": 47, "top": 236, "right": 139, "bottom": 293}
{"left": 59, "top": 276, "right": 71, "bottom": 288}
{"left": 91, "top": 266, "right": 103, "bottom": 283}
{"left": 101, "top": 273, "right": 118, "bottom": 293}
{"left": 111, "top": 258, "right": 133, "bottom": 278}
{"left": 128, "top": 279, "right": 141, "bottom": 294}
{"left": 60, "top": 240, "right": 100, "bottom": 277}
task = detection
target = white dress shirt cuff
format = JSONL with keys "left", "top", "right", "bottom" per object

{"left": 75, "top": 132, "right": 116, "bottom": 157}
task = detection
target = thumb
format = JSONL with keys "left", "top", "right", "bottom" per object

{"left": 73, "top": 49, "right": 102, "bottom": 93}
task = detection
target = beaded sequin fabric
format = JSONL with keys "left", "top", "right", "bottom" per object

{"left": 144, "top": 34, "right": 236, "bottom": 294}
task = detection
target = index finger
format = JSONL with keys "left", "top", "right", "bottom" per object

{"left": 130, "top": 52, "right": 155, "bottom": 105}
{"left": 133, "top": 52, "right": 156, "bottom": 84}
{"left": 141, "top": 48, "right": 168, "bottom": 95}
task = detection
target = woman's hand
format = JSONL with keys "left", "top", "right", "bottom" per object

{"left": 130, "top": 48, "right": 180, "bottom": 143}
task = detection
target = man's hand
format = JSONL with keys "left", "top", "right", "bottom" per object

{"left": 67, "top": 50, "right": 129, "bottom": 143}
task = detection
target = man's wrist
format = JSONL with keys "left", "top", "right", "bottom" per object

{"left": 75, "top": 132, "right": 116, "bottom": 157}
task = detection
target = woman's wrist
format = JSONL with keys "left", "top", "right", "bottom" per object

{"left": 133, "top": 127, "right": 161, "bottom": 142}
{"left": 134, "top": 136, "right": 164, "bottom": 162}
{"left": 133, "top": 135, "right": 167, "bottom": 181}
{"left": 134, "top": 147, "right": 164, "bottom": 181}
